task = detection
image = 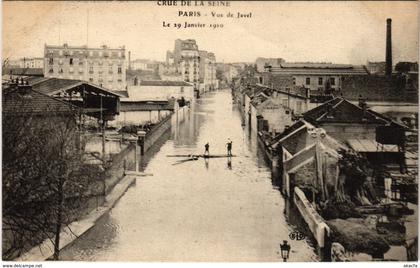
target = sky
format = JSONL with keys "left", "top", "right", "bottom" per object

{"left": 2, "top": 1, "right": 419, "bottom": 64}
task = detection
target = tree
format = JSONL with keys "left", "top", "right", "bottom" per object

{"left": 2, "top": 89, "right": 104, "bottom": 260}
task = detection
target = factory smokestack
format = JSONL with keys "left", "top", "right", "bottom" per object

{"left": 128, "top": 51, "right": 131, "bottom": 70}
{"left": 385, "top": 18, "right": 392, "bottom": 78}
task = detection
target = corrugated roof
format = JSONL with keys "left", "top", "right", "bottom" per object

{"left": 140, "top": 80, "right": 193, "bottom": 87}
{"left": 28, "top": 78, "right": 124, "bottom": 97}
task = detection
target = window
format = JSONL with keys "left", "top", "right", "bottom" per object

{"left": 89, "top": 78, "right": 93, "bottom": 82}
{"left": 48, "top": 58, "right": 54, "bottom": 65}
{"left": 318, "top": 77, "right": 323, "bottom": 85}
{"left": 306, "top": 77, "right": 310, "bottom": 85}
{"left": 296, "top": 101, "right": 302, "bottom": 113}
{"left": 293, "top": 77, "right": 296, "bottom": 85}
{"left": 330, "top": 77, "right": 335, "bottom": 86}
{"left": 59, "top": 68, "right": 63, "bottom": 73}
{"left": 118, "top": 79, "right": 122, "bottom": 83}
{"left": 49, "top": 68, "right": 53, "bottom": 73}
{"left": 285, "top": 110, "right": 290, "bottom": 114}
{"left": 69, "top": 58, "right": 73, "bottom": 65}
{"left": 89, "top": 66, "right": 94, "bottom": 74}
{"left": 180, "top": 86, "right": 184, "bottom": 93}
{"left": 118, "top": 67, "right": 122, "bottom": 74}
{"left": 79, "top": 61, "right": 83, "bottom": 65}
{"left": 282, "top": 99, "right": 288, "bottom": 107}
{"left": 59, "top": 50, "right": 63, "bottom": 56}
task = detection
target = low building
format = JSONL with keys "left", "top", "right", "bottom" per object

{"left": 126, "top": 80, "right": 194, "bottom": 102}
{"left": 269, "top": 120, "right": 346, "bottom": 197}
{"left": 302, "top": 97, "right": 406, "bottom": 143}
{"left": 110, "top": 98, "right": 176, "bottom": 127}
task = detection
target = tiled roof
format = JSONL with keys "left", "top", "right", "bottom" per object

{"left": 2, "top": 68, "right": 44, "bottom": 76}
{"left": 139, "top": 80, "right": 193, "bottom": 87}
{"left": 302, "top": 97, "right": 390, "bottom": 125}
{"left": 3, "top": 87, "right": 78, "bottom": 115}
{"left": 340, "top": 75, "right": 418, "bottom": 102}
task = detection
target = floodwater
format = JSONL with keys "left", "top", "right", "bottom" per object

{"left": 60, "top": 89, "right": 317, "bottom": 262}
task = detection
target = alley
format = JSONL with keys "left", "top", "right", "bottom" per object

{"left": 59, "top": 89, "right": 317, "bottom": 262}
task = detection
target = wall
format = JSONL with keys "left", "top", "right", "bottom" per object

{"left": 294, "top": 187, "right": 331, "bottom": 248}
{"left": 260, "top": 104, "right": 293, "bottom": 133}
{"left": 127, "top": 85, "right": 194, "bottom": 101}
{"left": 320, "top": 124, "right": 377, "bottom": 142}
{"left": 144, "top": 114, "right": 172, "bottom": 152}
{"left": 111, "top": 109, "right": 172, "bottom": 127}
{"left": 294, "top": 75, "right": 341, "bottom": 92}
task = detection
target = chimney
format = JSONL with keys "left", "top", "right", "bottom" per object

{"left": 385, "top": 18, "right": 392, "bottom": 78}
{"left": 128, "top": 51, "right": 131, "bottom": 70}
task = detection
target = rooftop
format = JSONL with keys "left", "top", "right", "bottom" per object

{"left": 139, "top": 80, "right": 193, "bottom": 87}
{"left": 120, "top": 99, "right": 176, "bottom": 111}
{"left": 340, "top": 75, "right": 418, "bottom": 102}
{"left": 302, "top": 97, "right": 392, "bottom": 125}
{"left": 2, "top": 68, "right": 44, "bottom": 76}
{"left": 268, "top": 63, "right": 368, "bottom": 75}
{"left": 3, "top": 87, "right": 78, "bottom": 115}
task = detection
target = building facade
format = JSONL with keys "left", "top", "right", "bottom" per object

{"left": 266, "top": 63, "right": 368, "bottom": 93}
{"left": 44, "top": 43, "right": 127, "bottom": 90}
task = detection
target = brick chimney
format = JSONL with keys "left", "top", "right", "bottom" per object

{"left": 385, "top": 18, "right": 392, "bottom": 78}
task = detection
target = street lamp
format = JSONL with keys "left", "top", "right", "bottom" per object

{"left": 280, "top": 240, "right": 291, "bottom": 262}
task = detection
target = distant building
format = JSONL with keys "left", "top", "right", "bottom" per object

{"left": 266, "top": 62, "right": 368, "bottom": 94}
{"left": 366, "top": 61, "right": 386, "bottom": 75}
{"left": 223, "top": 64, "right": 240, "bottom": 83}
{"left": 255, "top": 57, "right": 285, "bottom": 72}
{"left": 198, "top": 50, "right": 217, "bottom": 92}
{"left": 6, "top": 57, "right": 44, "bottom": 69}
{"left": 44, "top": 43, "right": 127, "bottom": 91}
{"left": 131, "top": 59, "right": 159, "bottom": 71}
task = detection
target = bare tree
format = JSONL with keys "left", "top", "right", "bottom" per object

{"left": 3, "top": 90, "right": 104, "bottom": 260}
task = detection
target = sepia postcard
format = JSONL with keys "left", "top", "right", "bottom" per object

{"left": 1, "top": 0, "right": 419, "bottom": 265}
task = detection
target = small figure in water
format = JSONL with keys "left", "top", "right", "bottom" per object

{"left": 204, "top": 142, "right": 210, "bottom": 157}
{"left": 226, "top": 139, "right": 233, "bottom": 156}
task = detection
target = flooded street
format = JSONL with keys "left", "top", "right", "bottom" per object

{"left": 60, "top": 89, "right": 317, "bottom": 262}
